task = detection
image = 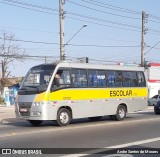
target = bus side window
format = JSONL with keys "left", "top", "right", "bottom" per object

{"left": 97, "top": 70, "right": 106, "bottom": 87}
{"left": 60, "top": 70, "right": 71, "bottom": 85}
{"left": 71, "top": 69, "right": 87, "bottom": 88}
{"left": 123, "top": 71, "right": 131, "bottom": 87}
{"left": 88, "top": 70, "right": 97, "bottom": 87}
{"left": 122, "top": 71, "right": 140, "bottom": 87}
{"left": 115, "top": 71, "right": 122, "bottom": 87}
{"left": 88, "top": 70, "right": 106, "bottom": 88}
{"left": 130, "top": 72, "right": 138, "bottom": 87}
{"left": 106, "top": 71, "right": 115, "bottom": 87}
{"left": 137, "top": 72, "right": 146, "bottom": 87}
{"left": 51, "top": 69, "right": 71, "bottom": 90}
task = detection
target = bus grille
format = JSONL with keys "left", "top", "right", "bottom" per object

{"left": 20, "top": 112, "right": 30, "bottom": 117}
{"left": 18, "top": 102, "right": 32, "bottom": 117}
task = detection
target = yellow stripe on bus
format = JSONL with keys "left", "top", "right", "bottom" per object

{"left": 34, "top": 91, "right": 49, "bottom": 101}
{"left": 48, "top": 88, "right": 148, "bottom": 101}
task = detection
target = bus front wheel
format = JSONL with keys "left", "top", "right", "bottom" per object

{"left": 56, "top": 108, "right": 71, "bottom": 127}
{"left": 114, "top": 105, "right": 126, "bottom": 121}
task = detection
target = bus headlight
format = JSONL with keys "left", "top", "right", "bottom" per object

{"left": 33, "top": 102, "right": 44, "bottom": 107}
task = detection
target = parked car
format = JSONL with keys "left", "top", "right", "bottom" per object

{"left": 148, "top": 95, "right": 160, "bottom": 106}
{"left": 154, "top": 100, "right": 160, "bottom": 114}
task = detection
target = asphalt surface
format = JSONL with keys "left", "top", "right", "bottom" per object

{"left": 0, "top": 106, "right": 160, "bottom": 157}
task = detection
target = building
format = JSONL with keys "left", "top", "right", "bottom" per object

{"left": 1, "top": 77, "right": 23, "bottom": 106}
{"left": 147, "top": 63, "right": 160, "bottom": 98}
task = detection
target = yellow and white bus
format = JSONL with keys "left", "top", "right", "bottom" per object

{"left": 15, "top": 62, "right": 148, "bottom": 126}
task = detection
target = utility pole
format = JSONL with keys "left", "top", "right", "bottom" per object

{"left": 141, "top": 11, "right": 148, "bottom": 67}
{"left": 59, "top": 0, "right": 65, "bottom": 61}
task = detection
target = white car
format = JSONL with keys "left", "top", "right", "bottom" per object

{"left": 148, "top": 95, "right": 160, "bottom": 106}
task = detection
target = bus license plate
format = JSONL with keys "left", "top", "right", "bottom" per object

{"left": 20, "top": 108, "right": 28, "bottom": 112}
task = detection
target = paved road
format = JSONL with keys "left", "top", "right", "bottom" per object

{"left": 0, "top": 106, "right": 160, "bottom": 156}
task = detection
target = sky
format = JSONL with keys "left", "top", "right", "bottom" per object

{"left": 0, "top": 0, "right": 160, "bottom": 77}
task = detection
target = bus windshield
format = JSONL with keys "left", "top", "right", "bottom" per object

{"left": 19, "top": 64, "right": 56, "bottom": 95}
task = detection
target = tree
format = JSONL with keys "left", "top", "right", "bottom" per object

{"left": 0, "top": 32, "right": 26, "bottom": 95}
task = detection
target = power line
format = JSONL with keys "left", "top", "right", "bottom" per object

{"left": 0, "top": 26, "right": 59, "bottom": 34}
{"left": 149, "top": 14, "right": 160, "bottom": 21}
{"left": 0, "top": 25, "right": 140, "bottom": 44}
{"left": 148, "top": 19, "right": 160, "bottom": 24}
{"left": 66, "top": 15, "right": 141, "bottom": 32}
{"left": 0, "top": 37, "right": 60, "bottom": 45}
{"left": 67, "top": 0, "right": 141, "bottom": 20}
{"left": 67, "top": 43, "right": 140, "bottom": 48}
{"left": 2, "top": 0, "right": 58, "bottom": 12}
{"left": 0, "top": 46, "right": 59, "bottom": 51}
{"left": 0, "top": 0, "right": 58, "bottom": 15}
{"left": 67, "top": 1, "right": 160, "bottom": 37}
{"left": 148, "top": 28, "right": 160, "bottom": 34}
{"left": 2, "top": 0, "right": 159, "bottom": 59}
{"left": 0, "top": 54, "right": 56, "bottom": 58}
{"left": 0, "top": 54, "right": 59, "bottom": 62}
{"left": 1, "top": 0, "right": 142, "bottom": 32}
{"left": 0, "top": 25, "right": 139, "bottom": 44}
{"left": 67, "top": 11, "right": 141, "bottom": 29}
{"left": 65, "top": 33, "right": 139, "bottom": 44}
{"left": 0, "top": 36, "right": 140, "bottom": 48}
{"left": 82, "top": 0, "right": 141, "bottom": 15}
{"left": 2, "top": 0, "right": 160, "bottom": 43}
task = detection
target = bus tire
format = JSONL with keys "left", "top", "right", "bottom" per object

{"left": 88, "top": 116, "right": 102, "bottom": 121}
{"left": 114, "top": 105, "right": 126, "bottom": 121}
{"left": 57, "top": 108, "right": 71, "bottom": 126}
{"left": 28, "top": 120, "right": 43, "bottom": 126}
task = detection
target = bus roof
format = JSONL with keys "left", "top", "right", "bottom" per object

{"left": 35, "top": 61, "right": 144, "bottom": 72}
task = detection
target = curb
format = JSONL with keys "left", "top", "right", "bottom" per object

{"left": 0, "top": 118, "right": 24, "bottom": 124}
{"left": 1, "top": 119, "right": 15, "bottom": 124}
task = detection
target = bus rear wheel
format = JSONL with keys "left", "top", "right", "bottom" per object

{"left": 114, "top": 105, "right": 126, "bottom": 121}
{"left": 56, "top": 108, "right": 71, "bottom": 127}
{"left": 28, "top": 120, "right": 43, "bottom": 126}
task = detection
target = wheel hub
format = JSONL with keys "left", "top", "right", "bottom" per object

{"left": 60, "top": 112, "right": 69, "bottom": 124}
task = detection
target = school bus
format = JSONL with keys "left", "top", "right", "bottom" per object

{"left": 15, "top": 62, "right": 148, "bottom": 126}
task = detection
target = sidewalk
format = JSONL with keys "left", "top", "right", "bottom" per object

{"left": 0, "top": 105, "right": 16, "bottom": 124}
